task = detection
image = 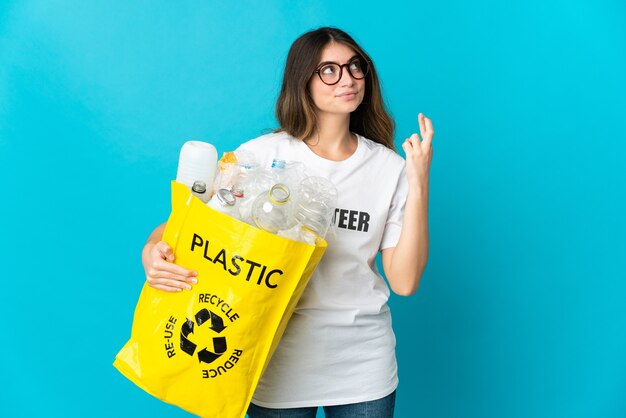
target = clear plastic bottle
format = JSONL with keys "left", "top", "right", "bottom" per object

{"left": 251, "top": 184, "right": 295, "bottom": 233}
{"left": 235, "top": 161, "right": 259, "bottom": 195}
{"left": 273, "top": 159, "right": 307, "bottom": 194}
{"left": 191, "top": 180, "right": 210, "bottom": 203}
{"left": 238, "top": 164, "right": 273, "bottom": 224}
{"left": 294, "top": 176, "right": 338, "bottom": 239}
{"left": 277, "top": 224, "right": 318, "bottom": 245}
{"left": 207, "top": 188, "right": 240, "bottom": 220}
{"left": 252, "top": 166, "right": 278, "bottom": 195}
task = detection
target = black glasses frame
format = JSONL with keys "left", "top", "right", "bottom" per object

{"left": 313, "top": 57, "right": 370, "bottom": 86}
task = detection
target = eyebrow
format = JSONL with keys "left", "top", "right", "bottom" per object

{"left": 317, "top": 54, "right": 360, "bottom": 67}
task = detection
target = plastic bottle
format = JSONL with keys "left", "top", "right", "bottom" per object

{"left": 252, "top": 166, "right": 278, "bottom": 195}
{"left": 294, "top": 176, "right": 338, "bottom": 239}
{"left": 277, "top": 224, "right": 318, "bottom": 245}
{"left": 272, "top": 159, "right": 307, "bottom": 193}
{"left": 176, "top": 141, "right": 218, "bottom": 196}
{"left": 251, "top": 184, "right": 296, "bottom": 233}
{"left": 207, "top": 188, "right": 240, "bottom": 220}
{"left": 235, "top": 162, "right": 262, "bottom": 224}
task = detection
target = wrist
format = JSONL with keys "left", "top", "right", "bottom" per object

{"left": 142, "top": 239, "right": 158, "bottom": 260}
{"left": 408, "top": 181, "right": 429, "bottom": 198}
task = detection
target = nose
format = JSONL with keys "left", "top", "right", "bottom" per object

{"left": 339, "top": 65, "right": 356, "bottom": 86}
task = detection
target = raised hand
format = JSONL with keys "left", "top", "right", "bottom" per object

{"left": 402, "top": 113, "right": 434, "bottom": 190}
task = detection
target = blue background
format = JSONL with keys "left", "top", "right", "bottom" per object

{"left": 1, "top": 1, "right": 625, "bottom": 417}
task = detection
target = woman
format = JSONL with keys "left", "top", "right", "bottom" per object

{"left": 142, "top": 27, "right": 434, "bottom": 417}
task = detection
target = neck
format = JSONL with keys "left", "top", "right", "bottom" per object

{"left": 303, "top": 112, "right": 357, "bottom": 161}
{"left": 307, "top": 112, "right": 354, "bottom": 150}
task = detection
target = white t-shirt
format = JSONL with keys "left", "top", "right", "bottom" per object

{"left": 236, "top": 131, "right": 408, "bottom": 408}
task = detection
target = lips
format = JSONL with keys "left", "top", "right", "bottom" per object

{"left": 336, "top": 92, "right": 358, "bottom": 99}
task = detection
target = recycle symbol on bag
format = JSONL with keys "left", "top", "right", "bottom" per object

{"left": 180, "top": 308, "right": 227, "bottom": 363}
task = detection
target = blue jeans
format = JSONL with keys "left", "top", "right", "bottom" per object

{"left": 247, "top": 390, "right": 396, "bottom": 418}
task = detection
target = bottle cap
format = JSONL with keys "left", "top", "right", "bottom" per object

{"left": 231, "top": 184, "right": 244, "bottom": 198}
{"left": 216, "top": 188, "right": 236, "bottom": 206}
{"left": 192, "top": 181, "right": 207, "bottom": 194}
{"left": 271, "top": 159, "right": 286, "bottom": 169}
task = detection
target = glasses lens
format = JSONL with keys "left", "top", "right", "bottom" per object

{"left": 348, "top": 58, "right": 368, "bottom": 79}
{"left": 319, "top": 63, "right": 341, "bottom": 84}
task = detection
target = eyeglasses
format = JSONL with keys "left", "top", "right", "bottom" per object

{"left": 313, "top": 57, "right": 369, "bottom": 85}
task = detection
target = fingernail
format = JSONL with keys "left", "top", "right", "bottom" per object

{"left": 186, "top": 284, "right": 192, "bottom": 290}
{"left": 191, "top": 278, "right": 198, "bottom": 284}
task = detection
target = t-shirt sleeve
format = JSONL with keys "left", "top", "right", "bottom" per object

{"left": 380, "top": 165, "right": 408, "bottom": 251}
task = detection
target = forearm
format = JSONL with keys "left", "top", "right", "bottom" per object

{"left": 387, "top": 186, "right": 430, "bottom": 295}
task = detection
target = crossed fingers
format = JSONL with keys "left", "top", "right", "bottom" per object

{"left": 402, "top": 113, "right": 434, "bottom": 155}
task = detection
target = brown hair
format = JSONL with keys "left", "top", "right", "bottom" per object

{"left": 275, "top": 27, "right": 395, "bottom": 150}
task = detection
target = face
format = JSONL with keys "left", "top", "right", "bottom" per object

{"left": 308, "top": 42, "right": 366, "bottom": 116}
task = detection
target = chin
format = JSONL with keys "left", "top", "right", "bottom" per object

{"left": 317, "top": 99, "right": 363, "bottom": 115}
{"left": 339, "top": 100, "right": 363, "bottom": 113}
{"left": 346, "top": 103, "right": 362, "bottom": 113}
